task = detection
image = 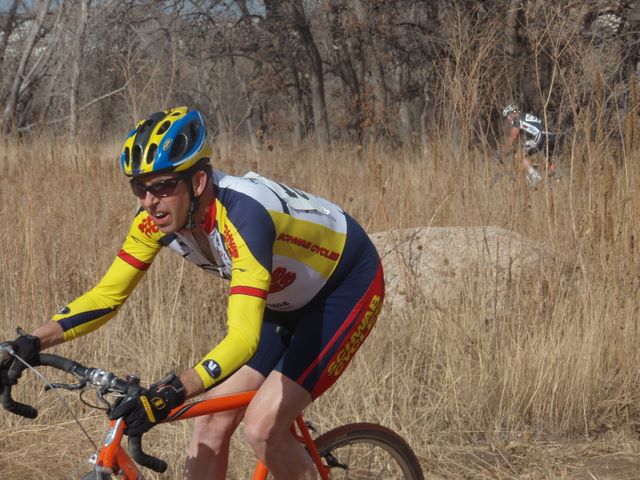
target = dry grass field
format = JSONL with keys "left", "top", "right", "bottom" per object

{"left": 2, "top": 136, "right": 640, "bottom": 479}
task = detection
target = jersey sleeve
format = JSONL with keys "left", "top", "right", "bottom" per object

{"left": 193, "top": 200, "right": 275, "bottom": 389}
{"left": 52, "top": 210, "right": 164, "bottom": 341}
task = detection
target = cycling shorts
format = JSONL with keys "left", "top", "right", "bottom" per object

{"left": 246, "top": 214, "right": 384, "bottom": 399}
{"left": 524, "top": 133, "right": 557, "bottom": 157}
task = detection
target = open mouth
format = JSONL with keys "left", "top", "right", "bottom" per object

{"left": 150, "top": 210, "right": 171, "bottom": 226}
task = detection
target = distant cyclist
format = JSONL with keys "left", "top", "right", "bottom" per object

{"left": 496, "top": 104, "right": 557, "bottom": 187}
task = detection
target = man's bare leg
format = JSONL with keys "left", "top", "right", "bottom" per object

{"left": 183, "top": 366, "right": 265, "bottom": 480}
{"left": 243, "top": 371, "right": 316, "bottom": 479}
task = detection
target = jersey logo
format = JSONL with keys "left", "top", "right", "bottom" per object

{"left": 202, "top": 360, "right": 222, "bottom": 379}
{"left": 223, "top": 225, "right": 239, "bottom": 258}
{"left": 327, "top": 294, "right": 382, "bottom": 378}
{"left": 138, "top": 216, "right": 159, "bottom": 237}
{"left": 269, "top": 267, "right": 297, "bottom": 293}
{"left": 276, "top": 233, "right": 340, "bottom": 261}
{"left": 150, "top": 396, "right": 166, "bottom": 410}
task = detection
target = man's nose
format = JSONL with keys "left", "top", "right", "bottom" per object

{"left": 141, "top": 190, "right": 159, "bottom": 208}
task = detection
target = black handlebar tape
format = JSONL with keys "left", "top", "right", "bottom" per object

{"left": 129, "top": 436, "right": 168, "bottom": 473}
{"left": 0, "top": 353, "right": 87, "bottom": 419}
{"left": 0, "top": 384, "right": 38, "bottom": 418}
{"left": 35, "top": 353, "right": 88, "bottom": 376}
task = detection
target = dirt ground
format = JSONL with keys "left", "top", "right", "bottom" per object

{"left": 420, "top": 435, "right": 640, "bottom": 479}
{"left": 4, "top": 416, "right": 640, "bottom": 479}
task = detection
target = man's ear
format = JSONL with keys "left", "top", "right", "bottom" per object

{"left": 192, "top": 170, "right": 208, "bottom": 197}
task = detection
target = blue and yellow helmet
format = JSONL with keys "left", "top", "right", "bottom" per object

{"left": 120, "top": 106, "right": 212, "bottom": 177}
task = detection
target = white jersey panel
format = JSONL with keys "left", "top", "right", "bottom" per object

{"left": 265, "top": 255, "right": 326, "bottom": 311}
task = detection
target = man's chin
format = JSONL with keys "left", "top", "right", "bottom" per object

{"left": 157, "top": 222, "right": 180, "bottom": 234}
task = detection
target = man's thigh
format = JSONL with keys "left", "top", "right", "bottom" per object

{"left": 200, "top": 364, "right": 266, "bottom": 400}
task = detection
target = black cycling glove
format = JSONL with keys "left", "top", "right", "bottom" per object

{"left": 108, "top": 373, "right": 186, "bottom": 436}
{"left": 0, "top": 330, "right": 41, "bottom": 386}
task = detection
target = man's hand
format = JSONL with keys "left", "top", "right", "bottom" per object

{"left": 108, "top": 373, "right": 186, "bottom": 436}
{"left": 0, "top": 330, "right": 41, "bottom": 386}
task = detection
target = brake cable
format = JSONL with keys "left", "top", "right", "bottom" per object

{"left": 8, "top": 352, "right": 99, "bottom": 450}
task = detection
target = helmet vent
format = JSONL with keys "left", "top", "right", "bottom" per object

{"left": 132, "top": 145, "right": 142, "bottom": 171}
{"left": 124, "top": 147, "right": 130, "bottom": 167}
{"left": 189, "top": 121, "right": 200, "bottom": 140}
{"left": 137, "top": 120, "right": 151, "bottom": 135}
{"left": 146, "top": 143, "right": 157, "bottom": 164}
{"left": 170, "top": 134, "right": 188, "bottom": 162}
{"left": 157, "top": 121, "right": 171, "bottom": 135}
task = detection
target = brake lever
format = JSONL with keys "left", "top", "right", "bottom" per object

{"left": 44, "top": 379, "right": 88, "bottom": 391}
{"left": 95, "top": 386, "right": 118, "bottom": 410}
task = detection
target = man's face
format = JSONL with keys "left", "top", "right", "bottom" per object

{"left": 130, "top": 172, "right": 193, "bottom": 234}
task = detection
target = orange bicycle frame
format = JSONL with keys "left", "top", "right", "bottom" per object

{"left": 91, "top": 389, "right": 330, "bottom": 479}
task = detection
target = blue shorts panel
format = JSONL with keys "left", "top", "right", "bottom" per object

{"left": 246, "top": 215, "right": 384, "bottom": 399}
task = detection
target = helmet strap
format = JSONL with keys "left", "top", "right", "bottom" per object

{"left": 184, "top": 165, "right": 212, "bottom": 230}
{"left": 186, "top": 199, "right": 198, "bottom": 230}
{"left": 185, "top": 177, "right": 199, "bottom": 231}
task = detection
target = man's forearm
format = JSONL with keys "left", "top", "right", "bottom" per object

{"left": 31, "top": 321, "right": 66, "bottom": 350}
{"left": 179, "top": 368, "right": 206, "bottom": 399}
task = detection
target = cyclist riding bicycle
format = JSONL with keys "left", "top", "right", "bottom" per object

{"left": 496, "top": 104, "right": 558, "bottom": 187}
{"left": 0, "top": 106, "right": 385, "bottom": 480}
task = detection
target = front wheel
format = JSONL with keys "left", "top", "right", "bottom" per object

{"left": 314, "top": 422, "right": 424, "bottom": 479}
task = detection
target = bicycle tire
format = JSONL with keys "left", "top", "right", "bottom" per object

{"left": 313, "top": 422, "right": 424, "bottom": 479}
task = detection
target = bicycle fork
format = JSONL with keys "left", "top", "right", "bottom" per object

{"left": 88, "top": 418, "right": 143, "bottom": 479}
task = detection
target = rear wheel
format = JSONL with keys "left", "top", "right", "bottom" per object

{"left": 313, "top": 422, "right": 424, "bottom": 479}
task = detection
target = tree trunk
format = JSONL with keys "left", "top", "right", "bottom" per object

{"left": 352, "top": 0, "right": 388, "bottom": 140}
{"left": 2, "top": 0, "right": 52, "bottom": 133}
{"left": 0, "top": 0, "right": 21, "bottom": 72}
{"left": 324, "top": 0, "right": 364, "bottom": 142}
{"left": 503, "top": 0, "right": 523, "bottom": 102}
{"left": 290, "top": 68, "right": 306, "bottom": 145}
{"left": 69, "top": 0, "right": 90, "bottom": 136}
{"left": 289, "top": 0, "right": 330, "bottom": 146}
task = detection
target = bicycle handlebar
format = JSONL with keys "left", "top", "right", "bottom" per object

{"left": 0, "top": 353, "right": 82, "bottom": 418}
{"left": 0, "top": 384, "right": 38, "bottom": 418}
{"left": 1, "top": 352, "right": 169, "bottom": 473}
{"left": 129, "top": 436, "right": 168, "bottom": 473}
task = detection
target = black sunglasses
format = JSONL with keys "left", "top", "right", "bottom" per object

{"left": 130, "top": 176, "right": 188, "bottom": 199}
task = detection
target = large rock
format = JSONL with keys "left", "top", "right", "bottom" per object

{"left": 369, "top": 226, "right": 542, "bottom": 310}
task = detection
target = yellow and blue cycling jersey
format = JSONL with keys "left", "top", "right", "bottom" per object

{"left": 52, "top": 171, "right": 361, "bottom": 389}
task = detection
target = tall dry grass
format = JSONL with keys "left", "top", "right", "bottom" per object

{"left": 1, "top": 134, "right": 640, "bottom": 478}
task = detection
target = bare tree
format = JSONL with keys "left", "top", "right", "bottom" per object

{"left": 0, "top": 0, "right": 635, "bottom": 149}
{"left": 2, "top": 0, "right": 52, "bottom": 133}
{"left": 287, "top": 0, "right": 330, "bottom": 146}
{"left": 69, "top": 0, "right": 90, "bottom": 136}
{"left": 0, "top": 0, "right": 21, "bottom": 73}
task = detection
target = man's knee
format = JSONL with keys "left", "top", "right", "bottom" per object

{"left": 243, "top": 413, "right": 274, "bottom": 451}
{"left": 243, "top": 402, "right": 293, "bottom": 453}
